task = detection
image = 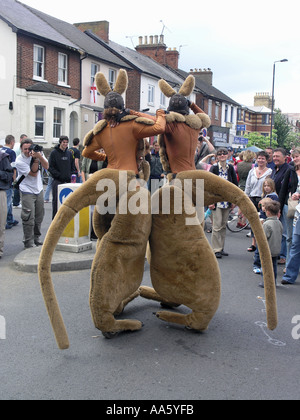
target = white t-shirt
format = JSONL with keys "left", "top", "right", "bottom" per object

{"left": 15, "top": 154, "right": 45, "bottom": 194}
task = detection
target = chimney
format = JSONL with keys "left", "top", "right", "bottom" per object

{"left": 189, "top": 68, "right": 213, "bottom": 86}
{"left": 135, "top": 34, "right": 167, "bottom": 65}
{"left": 166, "top": 47, "right": 179, "bottom": 70}
{"left": 74, "top": 21, "right": 109, "bottom": 42}
{"left": 254, "top": 92, "right": 272, "bottom": 108}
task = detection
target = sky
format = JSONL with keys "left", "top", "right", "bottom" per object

{"left": 20, "top": 0, "right": 300, "bottom": 114}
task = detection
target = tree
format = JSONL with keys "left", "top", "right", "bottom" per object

{"left": 245, "top": 132, "right": 277, "bottom": 149}
{"left": 273, "top": 109, "right": 292, "bottom": 147}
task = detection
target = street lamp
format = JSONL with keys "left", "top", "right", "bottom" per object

{"left": 270, "top": 59, "right": 288, "bottom": 145}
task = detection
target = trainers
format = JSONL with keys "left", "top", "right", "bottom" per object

{"left": 253, "top": 268, "right": 262, "bottom": 274}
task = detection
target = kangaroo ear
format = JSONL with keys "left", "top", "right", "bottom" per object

{"left": 113, "top": 69, "right": 128, "bottom": 95}
{"left": 95, "top": 72, "right": 112, "bottom": 97}
{"left": 179, "top": 75, "right": 195, "bottom": 97}
{"left": 159, "top": 79, "right": 177, "bottom": 98}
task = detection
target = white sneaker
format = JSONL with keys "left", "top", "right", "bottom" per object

{"left": 13, "top": 204, "right": 22, "bottom": 209}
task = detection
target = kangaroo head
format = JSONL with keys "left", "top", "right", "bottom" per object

{"left": 95, "top": 69, "right": 128, "bottom": 110}
{"left": 159, "top": 75, "right": 195, "bottom": 115}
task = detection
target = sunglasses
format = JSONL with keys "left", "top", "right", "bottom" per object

{"left": 217, "top": 152, "right": 228, "bottom": 156}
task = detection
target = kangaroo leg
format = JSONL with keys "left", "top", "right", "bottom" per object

{"left": 149, "top": 185, "right": 221, "bottom": 331}
{"left": 89, "top": 187, "right": 152, "bottom": 335}
{"left": 38, "top": 169, "right": 139, "bottom": 349}
{"left": 139, "top": 286, "right": 180, "bottom": 308}
{"left": 178, "top": 171, "right": 278, "bottom": 331}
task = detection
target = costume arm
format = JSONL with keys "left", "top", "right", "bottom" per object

{"left": 82, "top": 139, "right": 107, "bottom": 162}
{"left": 133, "top": 109, "right": 166, "bottom": 138}
{"left": 190, "top": 102, "right": 205, "bottom": 114}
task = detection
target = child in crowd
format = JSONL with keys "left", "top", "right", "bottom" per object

{"left": 259, "top": 200, "right": 283, "bottom": 288}
{"left": 253, "top": 179, "right": 279, "bottom": 274}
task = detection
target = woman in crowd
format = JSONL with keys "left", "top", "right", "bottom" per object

{"left": 244, "top": 151, "right": 272, "bottom": 252}
{"left": 279, "top": 148, "right": 300, "bottom": 265}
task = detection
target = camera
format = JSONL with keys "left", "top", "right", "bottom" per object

{"left": 29, "top": 144, "right": 43, "bottom": 153}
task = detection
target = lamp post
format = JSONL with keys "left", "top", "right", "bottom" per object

{"left": 270, "top": 59, "right": 288, "bottom": 146}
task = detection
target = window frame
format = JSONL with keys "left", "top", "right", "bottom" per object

{"left": 53, "top": 108, "right": 64, "bottom": 139}
{"left": 33, "top": 45, "right": 45, "bottom": 81}
{"left": 35, "top": 106, "right": 45, "bottom": 138}
{"left": 58, "top": 52, "right": 68, "bottom": 86}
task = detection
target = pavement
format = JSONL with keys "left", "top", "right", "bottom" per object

{"left": 13, "top": 242, "right": 97, "bottom": 273}
{"left": 9, "top": 197, "right": 97, "bottom": 273}
{"left": 2, "top": 197, "right": 300, "bottom": 400}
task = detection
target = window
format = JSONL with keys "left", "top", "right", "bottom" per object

{"left": 230, "top": 106, "right": 234, "bottom": 123}
{"left": 58, "top": 53, "right": 68, "bottom": 85}
{"left": 208, "top": 100, "right": 212, "bottom": 118}
{"left": 225, "top": 105, "right": 228, "bottom": 122}
{"left": 215, "top": 103, "right": 220, "bottom": 120}
{"left": 109, "top": 69, "right": 116, "bottom": 89}
{"left": 33, "top": 45, "right": 45, "bottom": 79}
{"left": 262, "top": 114, "right": 270, "bottom": 125}
{"left": 35, "top": 106, "right": 45, "bottom": 137}
{"left": 148, "top": 85, "right": 155, "bottom": 105}
{"left": 91, "top": 63, "right": 99, "bottom": 85}
{"left": 53, "top": 108, "right": 63, "bottom": 139}
{"left": 160, "top": 91, "right": 166, "bottom": 108}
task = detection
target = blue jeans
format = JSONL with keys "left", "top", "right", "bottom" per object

{"left": 282, "top": 229, "right": 300, "bottom": 284}
{"left": 6, "top": 187, "right": 16, "bottom": 226}
{"left": 283, "top": 204, "right": 295, "bottom": 265}
{"left": 44, "top": 176, "right": 53, "bottom": 201}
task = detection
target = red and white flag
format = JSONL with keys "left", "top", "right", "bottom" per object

{"left": 90, "top": 81, "right": 97, "bottom": 104}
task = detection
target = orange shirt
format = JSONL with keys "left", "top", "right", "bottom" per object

{"left": 82, "top": 110, "right": 166, "bottom": 174}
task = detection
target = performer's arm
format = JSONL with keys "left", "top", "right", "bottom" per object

{"left": 82, "top": 141, "right": 106, "bottom": 162}
{"left": 133, "top": 109, "right": 166, "bottom": 138}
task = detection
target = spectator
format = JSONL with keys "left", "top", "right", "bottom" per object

{"left": 281, "top": 202, "right": 300, "bottom": 285}
{"left": 0, "top": 148, "right": 14, "bottom": 258}
{"left": 44, "top": 175, "right": 53, "bottom": 203}
{"left": 253, "top": 179, "right": 279, "bottom": 274}
{"left": 48, "top": 136, "right": 77, "bottom": 219}
{"left": 226, "top": 146, "right": 236, "bottom": 165}
{"left": 271, "top": 148, "right": 291, "bottom": 265}
{"left": 15, "top": 139, "right": 49, "bottom": 248}
{"left": 149, "top": 142, "right": 165, "bottom": 194}
{"left": 209, "top": 147, "right": 238, "bottom": 258}
{"left": 265, "top": 147, "right": 276, "bottom": 170}
{"left": 195, "top": 132, "right": 216, "bottom": 169}
{"left": 1, "top": 135, "right": 18, "bottom": 229}
{"left": 258, "top": 200, "right": 282, "bottom": 288}
{"left": 245, "top": 151, "right": 272, "bottom": 252}
{"left": 81, "top": 150, "right": 107, "bottom": 182}
{"left": 69, "top": 138, "right": 82, "bottom": 183}
{"left": 236, "top": 150, "right": 256, "bottom": 191}
{"left": 279, "top": 148, "right": 300, "bottom": 266}
{"left": 13, "top": 134, "right": 27, "bottom": 208}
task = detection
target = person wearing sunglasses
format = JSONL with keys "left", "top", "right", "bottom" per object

{"left": 209, "top": 148, "right": 238, "bottom": 258}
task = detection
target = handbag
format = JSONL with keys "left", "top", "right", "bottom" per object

{"left": 287, "top": 196, "right": 298, "bottom": 219}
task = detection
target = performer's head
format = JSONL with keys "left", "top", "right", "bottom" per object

{"left": 167, "top": 94, "right": 190, "bottom": 115}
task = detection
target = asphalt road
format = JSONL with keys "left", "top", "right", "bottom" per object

{"left": 1, "top": 202, "right": 300, "bottom": 400}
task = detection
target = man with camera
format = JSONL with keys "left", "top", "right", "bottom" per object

{"left": 15, "top": 139, "right": 48, "bottom": 249}
{"left": 194, "top": 131, "right": 216, "bottom": 169}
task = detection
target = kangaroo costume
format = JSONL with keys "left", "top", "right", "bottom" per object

{"left": 38, "top": 72, "right": 277, "bottom": 350}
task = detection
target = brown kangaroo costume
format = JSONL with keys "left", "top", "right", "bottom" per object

{"left": 38, "top": 73, "right": 277, "bottom": 350}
